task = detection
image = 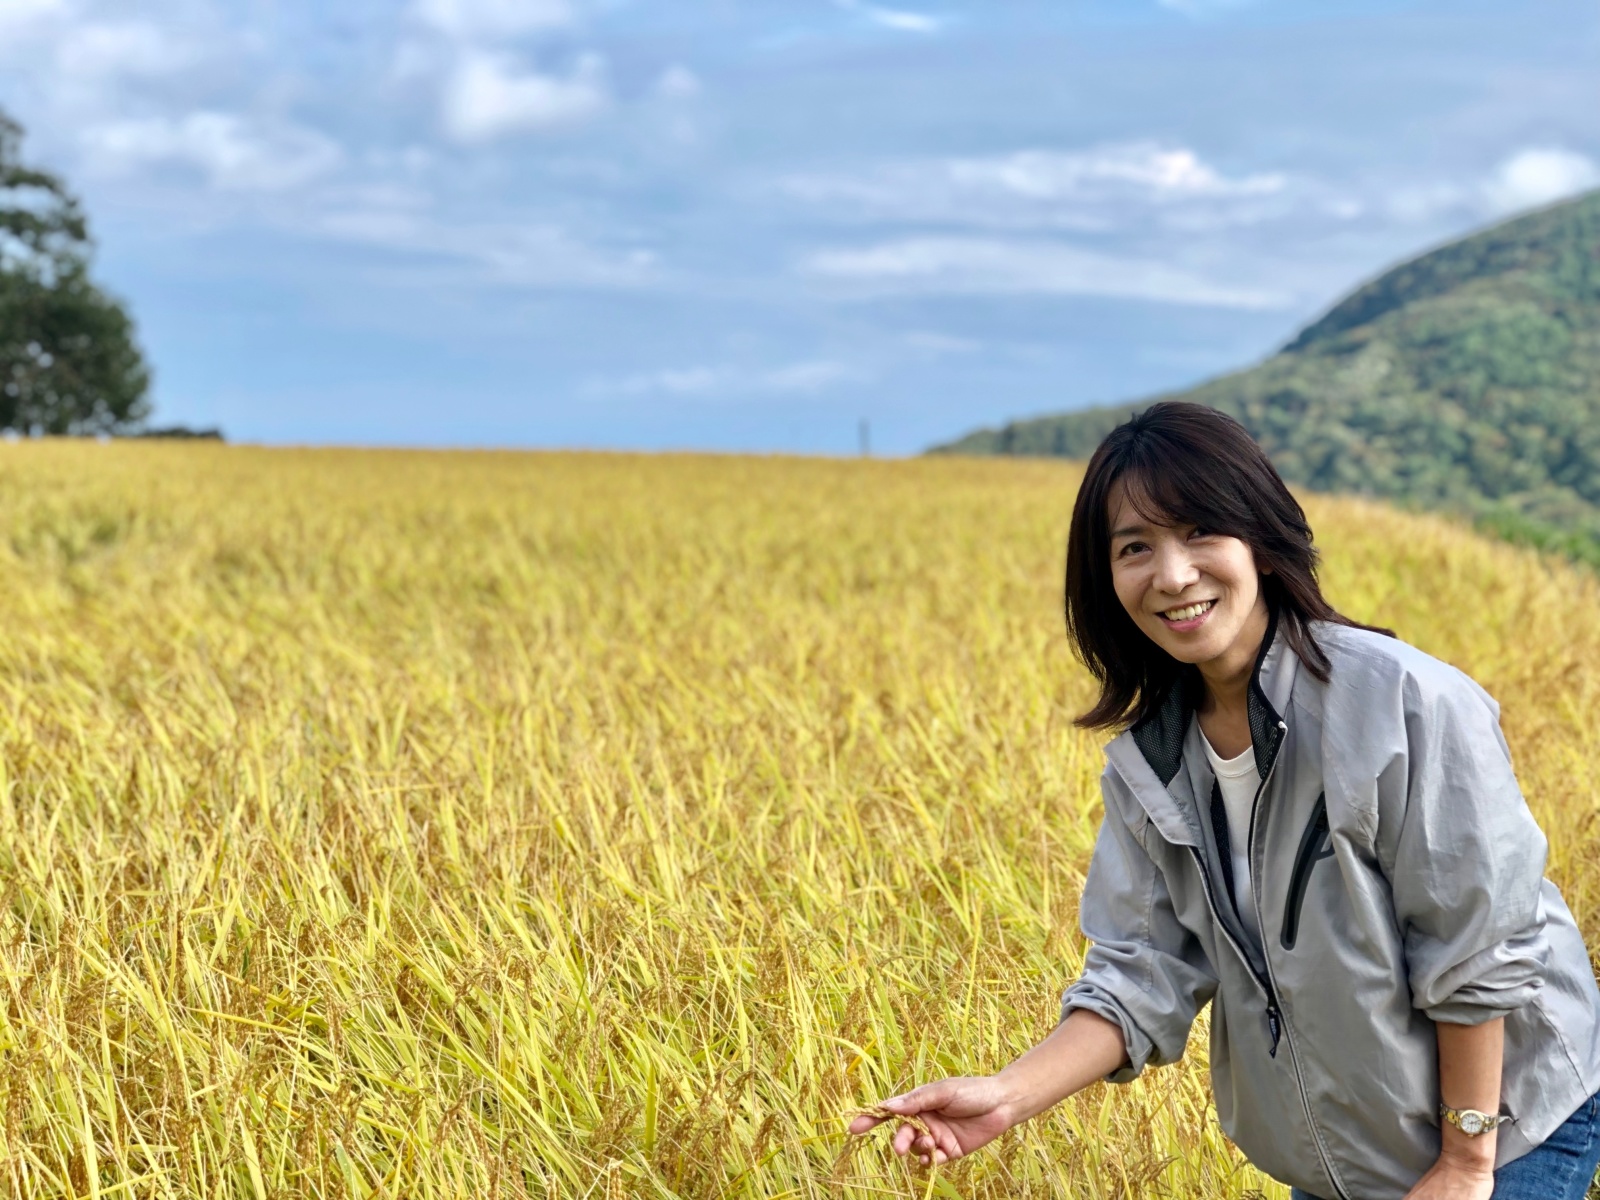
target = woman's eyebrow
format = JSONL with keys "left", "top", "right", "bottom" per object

{"left": 1110, "top": 523, "right": 1150, "bottom": 540}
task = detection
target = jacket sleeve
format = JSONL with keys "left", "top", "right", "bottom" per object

{"left": 1384, "top": 670, "right": 1550, "bottom": 1025}
{"left": 1060, "top": 771, "right": 1218, "bottom": 1082}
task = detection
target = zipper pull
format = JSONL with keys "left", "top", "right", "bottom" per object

{"left": 1266, "top": 1000, "right": 1283, "bottom": 1058}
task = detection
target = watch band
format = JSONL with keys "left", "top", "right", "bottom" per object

{"left": 1439, "top": 1103, "right": 1512, "bottom": 1137}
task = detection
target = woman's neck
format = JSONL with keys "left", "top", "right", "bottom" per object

{"left": 1195, "top": 599, "right": 1271, "bottom": 756}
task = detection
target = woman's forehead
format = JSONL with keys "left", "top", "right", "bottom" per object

{"left": 1107, "top": 475, "right": 1185, "bottom": 532}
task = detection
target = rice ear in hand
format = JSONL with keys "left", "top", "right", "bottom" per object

{"left": 831, "top": 1105, "right": 938, "bottom": 1187}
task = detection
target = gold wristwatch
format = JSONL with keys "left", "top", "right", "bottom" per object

{"left": 1439, "top": 1103, "right": 1512, "bottom": 1137}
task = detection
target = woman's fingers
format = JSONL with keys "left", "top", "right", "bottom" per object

{"left": 854, "top": 1078, "right": 981, "bottom": 1164}
{"left": 901, "top": 1118, "right": 961, "bottom": 1163}
{"left": 920, "top": 1114, "right": 962, "bottom": 1161}
{"left": 846, "top": 1113, "right": 885, "bottom": 1135}
{"left": 887, "top": 1080, "right": 954, "bottom": 1114}
{"left": 914, "top": 1139, "right": 954, "bottom": 1167}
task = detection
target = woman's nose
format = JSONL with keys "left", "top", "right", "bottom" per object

{"left": 1152, "top": 544, "right": 1199, "bottom": 594}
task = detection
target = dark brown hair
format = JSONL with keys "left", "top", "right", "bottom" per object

{"left": 1065, "top": 401, "right": 1390, "bottom": 730}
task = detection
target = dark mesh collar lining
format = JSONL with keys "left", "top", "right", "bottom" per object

{"left": 1130, "top": 672, "right": 1195, "bottom": 787}
{"left": 1245, "top": 605, "right": 1285, "bottom": 777}
{"left": 1129, "top": 605, "right": 1284, "bottom": 787}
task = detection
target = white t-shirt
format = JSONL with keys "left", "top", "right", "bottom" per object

{"left": 1201, "top": 731, "right": 1263, "bottom": 943}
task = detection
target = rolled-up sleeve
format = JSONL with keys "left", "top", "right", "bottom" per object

{"left": 1386, "top": 671, "right": 1550, "bottom": 1025}
{"left": 1061, "top": 777, "right": 1217, "bottom": 1082}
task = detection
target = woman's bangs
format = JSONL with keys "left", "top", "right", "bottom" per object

{"left": 1114, "top": 453, "right": 1248, "bottom": 537}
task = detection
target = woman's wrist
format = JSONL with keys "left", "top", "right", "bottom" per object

{"left": 1438, "top": 1128, "right": 1497, "bottom": 1173}
{"left": 986, "top": 1068, "right": 1028, "bottom": 1131}
{"left": 989, "top": 1009, "right": 1129, "bottom": 1129}
{"left": 1434, "top": 1019, "right": 1505, "bottom": 1177}
{"left": 991, "top": 1054, "right": 1062, "bottom": 1128}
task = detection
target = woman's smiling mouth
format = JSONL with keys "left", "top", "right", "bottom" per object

{"left": 1158, "top": 598, "right": 1218, "bottom": 629}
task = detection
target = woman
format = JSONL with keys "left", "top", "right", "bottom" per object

{"left": 850, "top": 403, "right": 1600, "bottom": 1199}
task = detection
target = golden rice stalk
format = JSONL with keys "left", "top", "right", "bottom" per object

{"left": 0, "top": 442, "right": 1594, "bottom": 1198}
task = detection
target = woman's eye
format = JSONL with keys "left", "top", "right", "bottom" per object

{"left": 1188, "top": 527, "right": 1212, "bottom": 540}
{"left": 1117, "top": 541, "right": 1148, "bottom": 557}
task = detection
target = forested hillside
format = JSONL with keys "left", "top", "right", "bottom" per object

{"left": 934, "top": 190, "right": 1600, "bottom": 562}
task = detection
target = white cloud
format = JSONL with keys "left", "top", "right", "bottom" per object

{"left": 1158, "top": 0, "right": 1257, "bottom": 15}
{"left": 0, "top": 0, "right": 70, "bottom": 61}
{"left": 835, "top": 0, "right": 947, "bottom": 34}
{"left": 1382, "top": 182, "right": 1469, "bottom": 224}
{"left": 615, "top": 367, "right": 725, "bottom": 395}
{"left": 903, "top": 330, "right": 980, "bottom": 354}
{"left": 404, "top": 0, "right": 610, "bottom": 141}
{"left": 601, "top": 359, "right": 865, "bottom": 397}
{"left": 762, "top": 360, "right": 861, "bottom": 391}
{"left": 1377, "top": 148, "right": 1600, "bottom": 224}
{"left": 656, "top": 65, "right": 702, "bottom": 99}
{"left": 412, "top": 0, "right": 575, "bottom": 38}
{"left": 80, "top": 112, "right": 342, "bottom": 191}
{"left": 860, "top": 6, "right": 944, "bottom": 33}
{"left": 802, "top": 236, "right": 1287, "bottom": 308}
{"left": 441, "top": 49, "right": 608, "bottom": 141}
{"left": 56, "top": 20, "right": 193, "bottom": 79}
{"left": 314, "top": 197, "right": 656, "bottom": 289}
{"left": 783, "top": 142, "right": 1290, "bottom": 231}
{"left": 1483, "top": 147, "right": 1600, "bottom": 214}
{"left": 1006, "top": 145, "right": 1278, "bottom": 198}
{"left": 0, "top": 0, "right": 65, "bottom": 31}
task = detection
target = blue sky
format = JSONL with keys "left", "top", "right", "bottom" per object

{"left": 1, "top": 0, "right": 1597, "bottom": 453}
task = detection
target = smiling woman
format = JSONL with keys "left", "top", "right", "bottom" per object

{"left": 1064, "top": 400, "right": 1388, "bottom": 735}
{"left": 853, "top": 403, "right": 1600, "bottom": 1200}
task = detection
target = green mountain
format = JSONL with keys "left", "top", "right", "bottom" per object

{"left": 933, "top": 190, "right": 1600, "bottom": 563}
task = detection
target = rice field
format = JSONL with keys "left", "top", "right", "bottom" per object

{"left": 0, "top": 442, "right": 1596, "bottom": 1199}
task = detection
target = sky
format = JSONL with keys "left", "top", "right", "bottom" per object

{"left": 0, "top": 0, "right": 1597, "bottom": 454}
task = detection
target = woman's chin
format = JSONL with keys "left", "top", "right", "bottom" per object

{"left": 1149, "top": 627, "right": 1228, "bottom": 665}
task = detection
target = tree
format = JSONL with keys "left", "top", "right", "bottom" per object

{"left": 0, "top": 108, "right": 150, "bottom": 435}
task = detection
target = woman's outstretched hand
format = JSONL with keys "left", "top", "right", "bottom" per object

{"left": 845, "top": 1011, "right": 1128, "bottom": 1169}
{"left": 847, "top": 1076, "right": 1016, "bottom": 1166}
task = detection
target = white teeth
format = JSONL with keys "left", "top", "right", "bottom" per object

{"left": 1162, "top": 600, "right": 1214, "bottom": 622}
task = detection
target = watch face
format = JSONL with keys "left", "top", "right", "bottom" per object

{"left": 1460, "top": 1112, "right": 1486, "bottom": 1135}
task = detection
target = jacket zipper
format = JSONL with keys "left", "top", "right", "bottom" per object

{"left": 1186, "top": 844, "right": 1283, "bottom": 1054}
{"left": 1244, "top": 718, "right": 1287, "bottom": 1053}
{"left": 1245, "top": 717, "right": 1351, "bottom": 1200}
{"left": 1187, "top": 712, "right": 1288, "bottom": 1056}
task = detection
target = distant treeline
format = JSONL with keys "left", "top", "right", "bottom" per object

{"left": 128, "top": 426, "right": 226, "bottom": 441}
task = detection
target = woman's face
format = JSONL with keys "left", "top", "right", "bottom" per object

{"left": 1107, "top": 480, "right": 1270, "bottom": 670}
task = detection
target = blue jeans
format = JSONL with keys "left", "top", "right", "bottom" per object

{"left": 1290, "top": 1091, "right": 1600, "bottom": 1200}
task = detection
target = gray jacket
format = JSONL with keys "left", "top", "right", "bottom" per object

{"left": 1061, "top": 616, "right": 1600, "bottom": 1199}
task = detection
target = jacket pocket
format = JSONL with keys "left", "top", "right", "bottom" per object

{"left": 1281, "top": 792, "right": 1335, "bottom": 951}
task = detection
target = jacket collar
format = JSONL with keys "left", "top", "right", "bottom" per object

{"left": 1106, "top": 605, "right": 1299, "bottom": 842}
